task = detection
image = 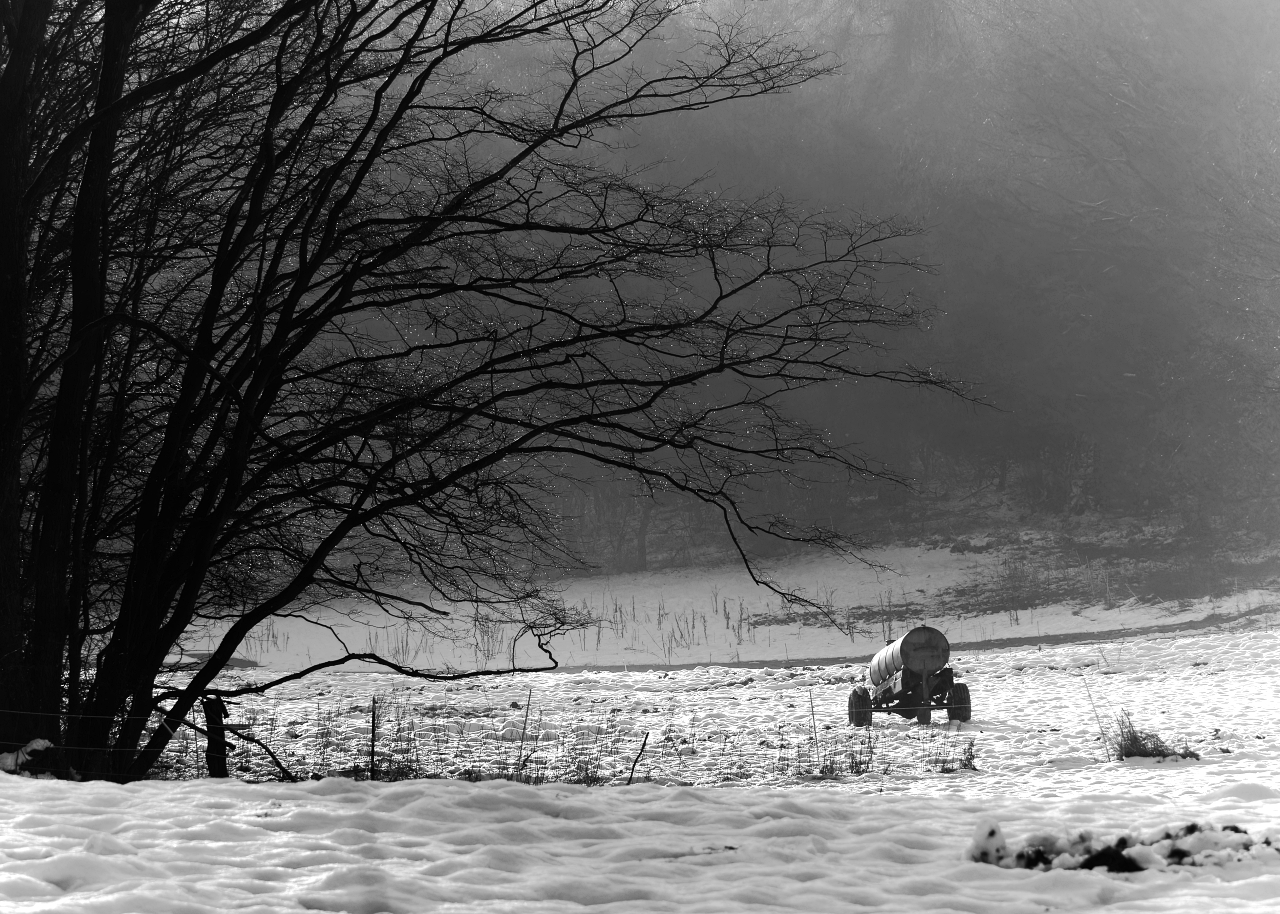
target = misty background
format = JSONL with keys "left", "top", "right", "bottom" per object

{"left": 553, "top": 0, "right": 1280, "bottom": 575}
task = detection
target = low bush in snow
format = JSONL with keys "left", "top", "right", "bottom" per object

{"left": 1104, "top": 710, "right": 1199, "bottom": 761}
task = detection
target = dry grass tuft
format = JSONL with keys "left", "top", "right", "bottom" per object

{"left": 1105, "top": 710, "right": 1199, "bottom": 761}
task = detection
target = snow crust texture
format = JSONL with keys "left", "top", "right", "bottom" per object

{"left": 2, "top": 772, "right": 1280, "bottom": 913}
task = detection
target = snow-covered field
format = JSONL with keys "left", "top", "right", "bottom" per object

{"left": 5, "top": 553, "right": 1280, "bottom": 912}
{"left": 208, "top": 547, "right": 1280, "bottom": 673}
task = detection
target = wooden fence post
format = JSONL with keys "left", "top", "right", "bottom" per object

{"left": 201, "top": 696, "right": 230, "bottom": 778}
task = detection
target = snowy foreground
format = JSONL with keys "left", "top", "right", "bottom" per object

{"left": 6, "top": 617, "right": 1280, "bottom": 911}
{"left": 2, "top": 774, "right": 1279, "bottom": 914}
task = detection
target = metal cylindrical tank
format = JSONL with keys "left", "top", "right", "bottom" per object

{"left": 868, "top": 626, "right": 951, "bottom": 687}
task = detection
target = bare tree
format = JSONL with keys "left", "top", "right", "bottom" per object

{"left": 0, "top": 0, "right": 954, "bottom": 780}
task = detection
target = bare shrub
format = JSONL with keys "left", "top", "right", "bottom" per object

{"left": 1105, "top": 710, "right": 1200, "bottom": 760}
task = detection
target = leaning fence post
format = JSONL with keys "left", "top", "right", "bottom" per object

{"left": 201, "top": 696, "right": 230, "bottom": 778}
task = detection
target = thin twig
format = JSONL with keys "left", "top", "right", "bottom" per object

{"left": 516, "top": 687, "right": 532, "bottom": 776}
{"left": 626, "top": 732, "right": 650, "bottom": 786}
{"left": 1080, "top": 671, "right": 1110, "bottom": 761}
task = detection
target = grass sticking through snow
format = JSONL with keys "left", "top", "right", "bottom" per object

{"left": 1104, "top": 709, "right": 1200, "bottom": 761}
{"left": 149, "top": 691, "right": 981, "bottom": 785}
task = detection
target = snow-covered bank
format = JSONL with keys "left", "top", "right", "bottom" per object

{"left": 193, "top": 546, "right": 1280, "bottom": 674}
{"left": 2, "top": 774, "right": 1280, "bottom": 913}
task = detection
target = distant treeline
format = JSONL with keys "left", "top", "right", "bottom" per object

{"left": 601, "top": 0, "right": 1280, "bottom": 556}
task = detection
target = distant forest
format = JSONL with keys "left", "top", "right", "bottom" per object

{"left": 558, "top": 0, "right": 1280, "bottom": 571}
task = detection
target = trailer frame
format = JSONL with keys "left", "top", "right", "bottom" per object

{"left": 848, "top": 626, "right": 971, "bottom": 726}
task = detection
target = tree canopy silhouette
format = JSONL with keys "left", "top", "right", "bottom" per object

{"left": 0, "top": 0, "right": 953, "bottom": 779}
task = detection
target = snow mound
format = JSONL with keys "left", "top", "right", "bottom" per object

{"left": 1200, "top": 783, "right": 1280, "bottom": 802}
{"left": 972, "top": 820, "right": 1280, "bottom": 872}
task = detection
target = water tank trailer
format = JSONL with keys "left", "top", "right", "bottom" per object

{"left": 848, "top": 625, "right": 971, "bottom": 726}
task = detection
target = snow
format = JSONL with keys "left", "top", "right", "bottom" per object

{"left": 6, "top": 555, "right": 1280, "bottom": 912}
{"left": 203, "top": 548, "right": 1280, "bottom": 674}
{"left": 3, "top": 759, "right": 1280, "bottom": 912}
{"left": 0, "top": 740, "right": 53, "bottom": 774}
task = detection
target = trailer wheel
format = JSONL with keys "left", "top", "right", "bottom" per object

{"left": 948, "top": 682, "right": 972, "bottom": 723}
{"left": 916, "top": 671, "right": 932, "bottom": 724}
{"left": 848, "top": 686, "right": 872, "bottom": 727}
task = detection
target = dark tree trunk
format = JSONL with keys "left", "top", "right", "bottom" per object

{"left": 635, "top": 500, "right": 653, "bottom": 572}
{"left": 29, "top": 2, "right": 146, "bottom": 754}
{"left": 0, "top": 0, "right": 55, "bottom": 751}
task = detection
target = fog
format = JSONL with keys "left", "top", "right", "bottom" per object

{"left": 558, "top": 0, "right": 1280, "bottom": 571}
{"left": 690, "top": 2, "right": 1276, "bottom": 520}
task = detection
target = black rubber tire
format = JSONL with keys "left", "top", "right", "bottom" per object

{"left": 948, "top": 682, "right": 972, "bottom": 723}
{"left": 916, "top": 674, "right": 932, "bottom": 724}
{"left": 848, "top": 686, "right": 872, "bottom": 727}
